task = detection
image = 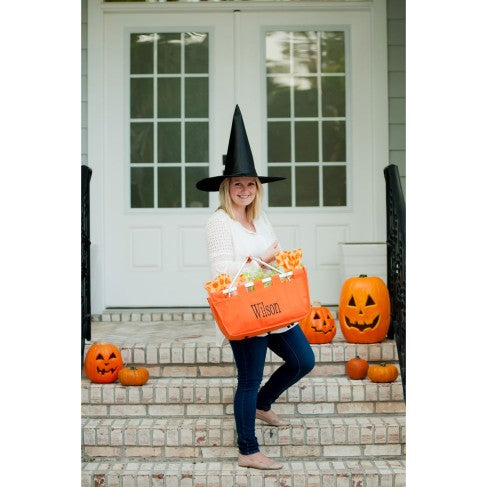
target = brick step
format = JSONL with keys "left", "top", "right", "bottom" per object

{"left": 82, "top": 458, "right": 406, "bottom": 487}
{"left": 82, "top": 376, "right": 405, "bottom": 419}
{"left": 86, "top": 324, "right": 399, "bottom": 379}
{"left": 82, "top": 415, "right": 405, "bottom": 462}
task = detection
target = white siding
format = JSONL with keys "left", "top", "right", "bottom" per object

{"left": 387, "top": 0, "right": 406, "bottom": 195}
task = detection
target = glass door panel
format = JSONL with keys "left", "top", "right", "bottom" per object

{"left": 265, "top": 30, "right": 348, "bottom": 208}
{"left": 129, "top": 32, "right": 210, "bottom": 209}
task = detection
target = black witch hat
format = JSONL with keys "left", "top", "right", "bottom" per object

{"left": 195, "top": 105, "right": 285, "bottom": 192}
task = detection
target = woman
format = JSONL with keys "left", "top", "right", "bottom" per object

{"left": 196, "top": 105, "right": 315, "bottom": 470}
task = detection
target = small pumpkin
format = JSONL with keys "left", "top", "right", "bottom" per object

{"left": 84, "top": 343, "right": 124, "bottom": 384}
{"left": 367, "top": 362, "right": 399, "bottom": 383}
{"left": 345, "top": 356, "right": 369, "bottom": 380}
{"left": 338, "top": 274, "right": 391, "bottom": 343}
{"left": 299, "top": 302, "right": 336, "bottom": 344}
{"left": 118, "top": 366, "right": 150, "bottom": 386}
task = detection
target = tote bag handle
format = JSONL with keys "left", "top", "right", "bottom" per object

{"left": 223, "top": 257, "right": 293, "bottom": 295}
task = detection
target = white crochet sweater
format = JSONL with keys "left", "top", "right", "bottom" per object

{"left": 205, "top": 209, "right": 297, "bottom": 345}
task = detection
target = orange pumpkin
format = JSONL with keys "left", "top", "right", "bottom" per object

{"left": 299, "top": 303, "right": 336, "bottom": 344}
{"left": 367, "top": 362, "right": 399, "bottom": 383}
{"left": 118, "top": 366, "right": 150, "bottom": 386}
{"left": 84, "top": 343, "right": 124, "bottom": 383}
{"left": 345, "top": 356, "right": 369, "bottom": 380}
{"left": 338, "top": 275, "right": 390, "bottom": 343}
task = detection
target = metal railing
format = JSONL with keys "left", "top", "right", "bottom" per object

{"left": 384, "top": 164, "right": 406, "bottom": 400}
{"left": 82, "top": 165, "right": 92, "bottom": 366}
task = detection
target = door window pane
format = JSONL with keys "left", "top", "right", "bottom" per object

{"left": 185, "top": 78, "right": 208, "bottom": 118}
{"left": 321, "top": 32, "right": 345, "bottom": 73}
{"left": 322, "top": 76, "right": 345, "bottom": 117}
{"left": 186, "top": 167, "right": 209, "bottom": 208}
{"left": 267, "top": 76, "right": 291, "bottom": 117}
{"left": 131, "top": 78, "right": 153, "bottom": 119}
{"left": 157, "top": 33, "right": 181, "bottom": 74}
{"left": 157, "top": 78, "right": 181, "bottom": 118}
{"left": 184, "top": 32, "right": 208, "bottom": 74}
{"left": 158, "top": 167, "right": 181, "bottom": 208}
{"left": 131, "top": 167, "right": 154, "bottom": 208}
{"left": 130, "top": 31, "right": 210, "bottom": 209}
{"left": 158, "top": 122, "right": 181, "bottom": 163}
{"left": 131, "top": 123, "right": 153, "bottom": 164}
{"left": 295, "top": 121, "right": 318, "bottom": 162}
{"left": 131, "top": 34, "right": 154, "bottom": 75}
{"left": 294, "top": 76, "right": 318, "bottom": 117}
{"left": 266, "top": 31, "right": 291, "bottom": 74}
{"left": 268, "top": 166, "right": 292, "bottom": 207}
{"left": 266, "top": 30, "right": 348, "bottom": 207}
{"left": 185, "top": 122, "right": 208, "bottom": 163}
{"left": 323, "top": 166, "right": 346, "bottom": 206}
{"left": 296, "top": 166, "right": 319, "bottom": 206}
{"left": 268, "top": 122, "right": 291, "bottom": 162}
{"left": 323, "top": 121, "right": 346, "bottom": 162}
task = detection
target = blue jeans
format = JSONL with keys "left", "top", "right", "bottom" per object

{"left": 229, "top": 325, "right": 315, "bottom": 455}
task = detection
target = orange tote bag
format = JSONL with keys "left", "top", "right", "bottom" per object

{"left": 207, "top": 266, "right": 311, "bottom": 340}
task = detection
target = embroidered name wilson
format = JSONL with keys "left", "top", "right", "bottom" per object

{"left": 250, "top": 301, "right": 282, "bottom": 319}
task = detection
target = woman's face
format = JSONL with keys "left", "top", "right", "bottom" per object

{"left": 229, "top": 177, "right": 257, "bottom": 210}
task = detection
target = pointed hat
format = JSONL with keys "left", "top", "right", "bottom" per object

{"left": 196, "top": 105, "right": 285, "bottom": 192}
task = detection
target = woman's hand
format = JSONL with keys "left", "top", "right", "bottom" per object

{"left": 260, "top": 241, "right": 279, "bottom": 264}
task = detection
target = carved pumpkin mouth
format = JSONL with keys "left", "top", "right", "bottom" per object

{"left": 345, "top": 315, "right": 380, "bottom": 332}
{"left": 96, "top": 366, "right": 118, "bottom": 376}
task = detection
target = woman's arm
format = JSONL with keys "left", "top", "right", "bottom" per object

{"left": 206, "top": 212, "right": 242, "bottom": 278}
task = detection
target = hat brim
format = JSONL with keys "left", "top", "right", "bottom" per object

{"left": 196, "top": 175, "right": 286, "bottom": 192}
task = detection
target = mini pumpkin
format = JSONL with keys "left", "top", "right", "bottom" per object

{"left": 118, "top": 366, "right": 150, "bottom": 386}
{"left": 367, "top": 362, "right": 398, "bottom": 383}
{"left": 299, "top": 302, "right": 336, "bottom": 344}
{"left": 338, "top": 275, "right": 391, "bottom": 343}
{"left": 84, "top": 343, "right": 124, "bottom": 384}
{"left": 345, "top": 356, "right": 369, "bottom": 380}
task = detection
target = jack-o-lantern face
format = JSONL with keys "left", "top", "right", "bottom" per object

{"left": 84, "top": 343, "right": 124, "bottom": 383}
{"left": 338, "top": 275, "right": 390, "bottom": 343}
{"left": 299, "top": 304, "right": 336, "bottom": 344}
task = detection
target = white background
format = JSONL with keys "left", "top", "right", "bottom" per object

{"left": 1, "top": 1, "right": 486, "bottom": 485}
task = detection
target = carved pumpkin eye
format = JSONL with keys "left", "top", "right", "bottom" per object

{"left": 96, "top": 353, "right": 104, "bottom": 360}
{"left": 108, "top": 352, "right": 117, "bottom": 359}
{"left": 348, "top": 296, "right": 356, "bottom": 306}
{"left": 365, "top": 295, "right": 375, "bottom": 306}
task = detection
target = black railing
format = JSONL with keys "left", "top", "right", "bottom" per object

{"left": 82, "top": 165, "right": 92, "bottom": 366}
{"left": 384, "top": 164, "right": 406, "bottom": 400}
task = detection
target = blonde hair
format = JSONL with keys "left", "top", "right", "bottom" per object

{"left": 218, "top": 177, "right": 263, "bottom": 221}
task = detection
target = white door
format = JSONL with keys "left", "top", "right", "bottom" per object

{"left": 95, "top": 3, "right": 388, "bottom": 309}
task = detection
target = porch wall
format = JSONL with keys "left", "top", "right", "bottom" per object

{"left": 80, "top": 0, "right": 406, "bottom": 191}
{"left": 387, "top": 0, "right": 406, "bottom": 195}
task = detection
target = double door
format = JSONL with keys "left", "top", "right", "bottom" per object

{"left": 96, "top": 3, "right": 387, "bottom": 308}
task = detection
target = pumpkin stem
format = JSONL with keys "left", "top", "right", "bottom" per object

{"left": 355, "top": 356, "right": 361, "bottom": 359}
{"left": 130, "top": 366, "right": 137, "bottom": 370}
{"left": 379, "top": 362, "right": 387, "bottom": 367}
{"left": 359, "top": 274, "right": 368, "bottom": 278}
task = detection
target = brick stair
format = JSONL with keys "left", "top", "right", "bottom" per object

{"left": 82, "top": 310, "right": 405, "bottom": 486}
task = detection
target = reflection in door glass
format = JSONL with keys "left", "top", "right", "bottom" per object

{"left": 266, "top": 31, "right": 347, "bottom": 207}
{"left": 129, "top": 32, "right": 209, "bottom": 209}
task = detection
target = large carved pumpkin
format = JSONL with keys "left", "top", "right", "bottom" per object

{"left": 84, "top": 343, "right": 124, "bottom": 383}
{"left": 299, "top": 302, "right": 336, "bottom": 344}
{"left": 338, "top": 275, "right": 390, "bottom": 343}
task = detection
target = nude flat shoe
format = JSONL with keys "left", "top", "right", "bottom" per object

{"left": 238, "top": 453, "right": 283, "bottom": 470}
{"left": 255, "top": 409, "right": 291, "bottom": 427}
